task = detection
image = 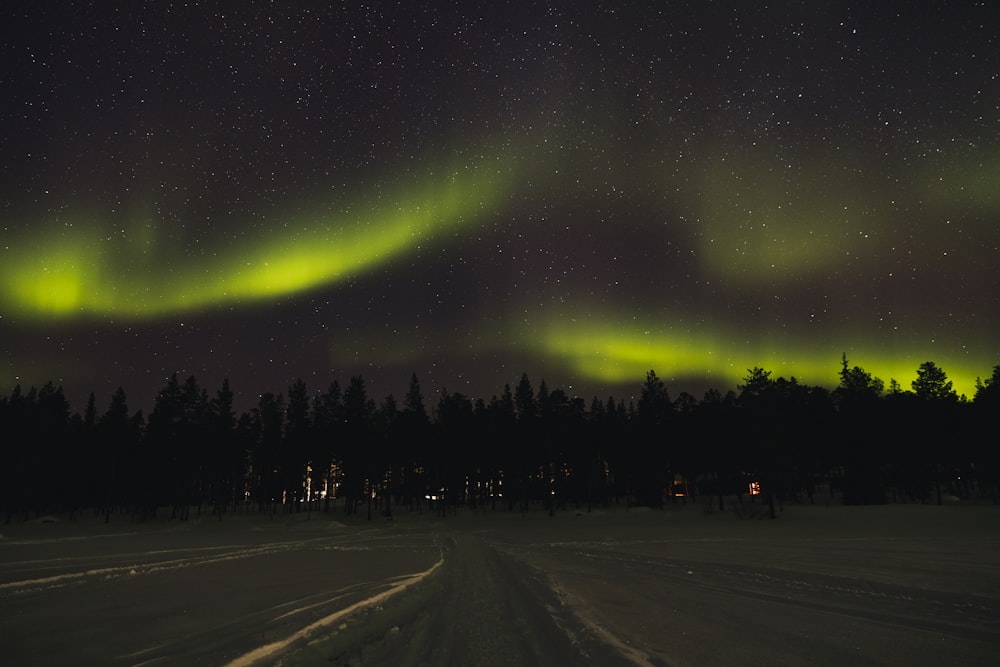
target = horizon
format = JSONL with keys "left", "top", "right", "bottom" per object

{"left": 2, "top": 4, "right": 997, "bottom": 417}
{"left": 3, "top": 353, "right": 989, "bottom": 417}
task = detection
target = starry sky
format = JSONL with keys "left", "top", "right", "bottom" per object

{"left": 2, "top": 2, "right": 998, "bottom": 412}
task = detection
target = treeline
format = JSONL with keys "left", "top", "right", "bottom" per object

{"left": 2, "top": 357, "right": 999, "bottom": 523}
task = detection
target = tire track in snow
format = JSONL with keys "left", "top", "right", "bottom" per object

{"left": 538, "top": 542, "right": 1000, "bottom": 647}
{"left": 0, "top": 537, "right": 333, "bottom": 594}
{"left": 222, "top": 547, "right": 445, "bottom": 667}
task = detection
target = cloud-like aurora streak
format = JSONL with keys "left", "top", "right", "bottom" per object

{"left": 534, "top": 316, "right": 987, "bottom": 399}
{"left": 1, "top": 160, "right": 511, "bottom": 320}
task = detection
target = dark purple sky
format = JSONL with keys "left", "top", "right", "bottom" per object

{"left": 2, "top": 2, "right": 997, "bottom": 412}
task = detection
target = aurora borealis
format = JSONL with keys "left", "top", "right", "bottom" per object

{"left": 2, "top": 2, "right": 997, "bottom": 410}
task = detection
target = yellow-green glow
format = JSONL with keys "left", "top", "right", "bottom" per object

{"left": 918, "top": 152, "right": 1000, "bottom": 215}
{"left": 535, "top": 316, "right": 985, "bottom": 398}
{"left": 536, "top": 319, "right": 834, "bottom": 388}
{"left": 691, "top": 146, "right": 877, "bottom": 282}
{"left": 1, "top": 158, "right": 511, "bottom": 320}
{"left": 684, "top": 142, "right": 1000, "bottom": 286}
{"left": 5, "top": 235, "right": 100, "bottom": 316}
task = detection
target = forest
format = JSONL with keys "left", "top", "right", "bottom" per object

{"left": 2, "top": 356, "right": 998, "bottom": 524}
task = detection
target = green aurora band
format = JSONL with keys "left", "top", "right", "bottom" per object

{"left": 2, "top": 134, "right": 995, "bottom": 400}
{"left": 1, "top": 160, "right": 511, "bottom": 319}
{"left": 534, "top": 315, "right": 987, "bottom": 399}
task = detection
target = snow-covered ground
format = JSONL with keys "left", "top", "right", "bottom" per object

{"left": 2, "top": 503, "right": 998, "bottom": 666}
{"left": 0, "top": 511, "right": 442, "bottom": 666}
{"left": 485, "top": 503, "right": 1000, "bottom": 666}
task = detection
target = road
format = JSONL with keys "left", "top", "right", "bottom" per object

{"left": 2, "top": 504, "right": 998, "bottom": 666}
{"left": 489, "top": 508, "right": 1000, "bottom": 666}
{"left": 0, "top": 514, "right": 441, "bottom": 666}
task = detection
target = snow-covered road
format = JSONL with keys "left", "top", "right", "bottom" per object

{"left": 494, "top": 508, "right": 1000, "bottom": 666}
{"left": 0, "top": 515, "right": 441, "bottom": 665}
{"left": 2, "top": 504, "right": 998, "bottom": 666}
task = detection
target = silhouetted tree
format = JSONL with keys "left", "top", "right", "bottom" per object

{"left": 835, "top": 354, "right": 884, "bottom": 406}
{"left": 546, "top": 390, "right": 586, "bottom": 511}
{"left": 233, "top": 411, "right": 258, "bottom": 511}
{"left": 35, "top": 383, "right": 71, "bottom": 513}
{"left": 141, "top": 374, "right": 208, "bottom": 518}
{"left": 513, "top": 374, "right": 536, "bottom": 511}
{"left": 435, "top": 390, "right": 475, "bottom": 514}
{"left": 7, "top": 354, "right": 1000, "bottom": 520}
{"left": 207, "top": 379, "right": 238, "bottom": 517}
{"left": 535, "top": 380, "right": 557, "bottom": 513}
{"left": 2, "top": 387, "right": 25, "bottom": 520}
{"left": 695, "top": 388, "right": 741, "bottom": 510}
{"left": 737, "top": 368, "right": 781, "bottom": 516}
{"left": 834, "top": 356, "right": 888, "bottom": 504}
{"left": 631, "top": 370, "right": 673, "bottom": 508}
{"left": 178, "top": 376, "right": 210, "bottom": 518}
{"left": 252, "top": 392, "right": 285, "bottom": 514}
{"left": 739, "top": 366, "right": 773, "bottom": 404}
{"left": 491, "top": 384, "right": 517, "bottom": 511}
{"left": 284, "top": 379, "right": 311, "bottom": 510}
{"left": 398, "top": 373, "right": 430, "bottom": 510}
{"left": 342, "top": 376, "right": 375, "bottom": 516}
{"left": 908, "top": 362, "right": 960, "bottom": 504}
{"left": 311, "top": 381, "right": 343, "bottom": 513}
{"left": 974, "top": 366, "right": 1000, "bottom": 405}
{"left": 912, "top": 361, "right": 957, "bottom": 402}
{"left": 375, "top": 393, "right": 399, "bottom": 516}
{"left": 98, "top": 387, "right": 135, "bottom": 520}
{"left": 973, "top": 366, "right": 1000, "bottom": 501}
{"left": 64, "top": 392, "right": 99, "bottom": 515}
{"left": 514, "top": 373, "right": 535, "bottom": 422}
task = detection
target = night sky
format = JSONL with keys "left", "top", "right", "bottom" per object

{"left": 2, "top": 2, "right": 998, "bottom": 412}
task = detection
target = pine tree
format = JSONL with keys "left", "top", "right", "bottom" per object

{"left": 912, "top": 361, "right": 956, "bottom": 402}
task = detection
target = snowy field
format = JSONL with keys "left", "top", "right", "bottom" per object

{"left": 2, "top": 503, "right": 998, "bottom": 666}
